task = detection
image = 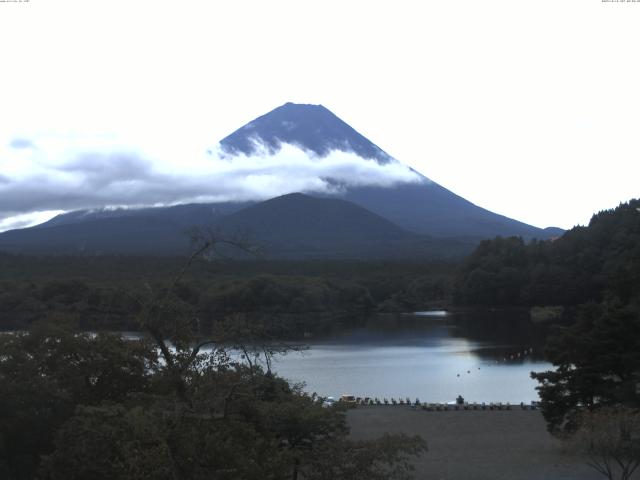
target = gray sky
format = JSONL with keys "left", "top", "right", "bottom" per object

{"left": 1, "top": 0, "right": 639, "bottom": 232}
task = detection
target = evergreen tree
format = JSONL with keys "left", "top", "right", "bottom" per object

{"left": 532, "top": 300, "right": 640, "bottom": 435}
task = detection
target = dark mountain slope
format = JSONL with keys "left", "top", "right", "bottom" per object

{"left": 219, "top": 102, "right": 561, "bottom": 239}
{"left": 340, "top": 182, "right": 550, "bottom": 239}
{"left": 36, "top": 202, "right": 251, "bottom": 230}
{"left": 0, "top": 194, "right": 476, "bottom": 258}
{"left": 0, "top": 102, "right": 562, "bottom": 256}
{"left": 0, "top": 216, "right": 192, "bottom": 255}
{"left": 218, "top": 193, "right": 475, "bottom": 259}
{"left": 0, "top": 203, "right": 251, "bottom": 255}
{"left": 220, "top": 193, "right": 411, "bottom": 244}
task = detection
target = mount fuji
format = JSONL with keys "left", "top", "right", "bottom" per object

{"left": 220, "top": 102, "right": 561, "bottom": 240}
{"left": 0, "top": 103, "right": 562, "bottom": 257}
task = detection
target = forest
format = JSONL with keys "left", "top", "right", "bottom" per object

{"left": 1, "top": 199, "right": 639, "bottom": 479}
{"left": 453, "top": 199, "right": 640, "bottom": 309}
{"left": 0, "top": 255, "right": 454, "bottom": 332}
{"left": 0, "top": 239, "right": 430, "bottom": 480}
{"left": 454, "top": 199, "right": 640, "bottom": 442}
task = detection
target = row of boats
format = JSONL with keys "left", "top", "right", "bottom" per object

{"left": 321, "top": 395, "right": 540, "bottom": 411}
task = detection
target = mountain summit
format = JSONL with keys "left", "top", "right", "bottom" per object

{"left": 219, "top": 102, "right": 392, "bottom": 163}
{"left": 0, "top": 103, "right": 563, "bottom": 257}
{"left": 218, "top": 102, "right": 560, "bottom": 240}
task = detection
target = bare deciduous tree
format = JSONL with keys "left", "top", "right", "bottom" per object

{"left": 568, "top": 407, "right": 640, "bottom": 480}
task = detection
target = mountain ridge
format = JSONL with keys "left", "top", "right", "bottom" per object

{"left": 0, "top": 193, "right": 476, "bottom": 258}
{"left": 218, "top": 102, "right": 561, "bottom": 239}
{"left": 0, "top": 102, "right": 564, "bottom": 257}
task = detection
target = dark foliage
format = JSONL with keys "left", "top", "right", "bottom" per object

{"left": 532, "top": 301, "right": 640, "bottom": 435}
{"left": 454, "top": 199, "right": 640, "bottom": 308}
{"left": 0, "top": 256, "right": 455, "bottom": 332}
{"left": 454, "top": 199, "right": 640, "bottom": 435}
{"left": 0, "top": 236, "right": 428, "bottom": 479}
{"left": 0, "top": 321, "right": 427, "bottom": 479}
{"left": 505, "top": 199, "right": 640, "bottom": 436}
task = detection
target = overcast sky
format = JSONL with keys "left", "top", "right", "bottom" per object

{"left": 1, "top": 0, "right": 639, "bottom": 232}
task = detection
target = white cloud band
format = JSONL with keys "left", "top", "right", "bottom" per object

{"left": 0, "top": 136, "right": 424, "bottom": 231}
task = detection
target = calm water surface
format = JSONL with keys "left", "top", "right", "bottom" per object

{"left": 270, "top": 312, "right": 553, "bottom": 403}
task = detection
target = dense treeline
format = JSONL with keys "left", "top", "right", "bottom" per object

{"left": 1, "top": 201, "right": 638, "bottom": 475}
{"left": 0, "top": 237, "right": 428, "bottom": 479}
{"left": 479, "top": 199, "right": 640, "bottom": 438}
{"left": 0, "top": 256, "right": 455, "bottom": 332}
{"left": 452, "top": 200, "right": 640, "bottom": 437}
{"left": 453, "top": 199, "right": 640, "bottom": 307}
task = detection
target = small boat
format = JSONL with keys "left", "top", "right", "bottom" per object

{"left": 339, "top": 394, "right": 357, "bottom": 406}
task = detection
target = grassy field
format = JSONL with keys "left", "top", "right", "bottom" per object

{"left": 347, "top": 406, "right": 606, "bottom": 480}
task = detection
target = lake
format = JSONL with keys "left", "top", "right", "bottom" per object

{"left": 269, "top": 310, "right": 554, "bottom": 403}
{"left": 2, "top": 309, "right": 554, "bottom": 404}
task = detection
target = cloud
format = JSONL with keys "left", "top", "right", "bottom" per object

{"left": 59, "top": 153, "right": 155, "bottom": 189}
{"left": 9, "top": 138, "right": 35, "bottom": 149}
{"left": 0, "top": 210, "right": 65, "bottom": 232}
{"left": 0, "top": 136, "right": 424, "bottom": 230}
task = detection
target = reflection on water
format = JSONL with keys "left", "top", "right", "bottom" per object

{"left": 271, "top": 311, "right": 553, "bottom": 403}
{"left": 413, "top": 310, "right": 449, "bottom": 317}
